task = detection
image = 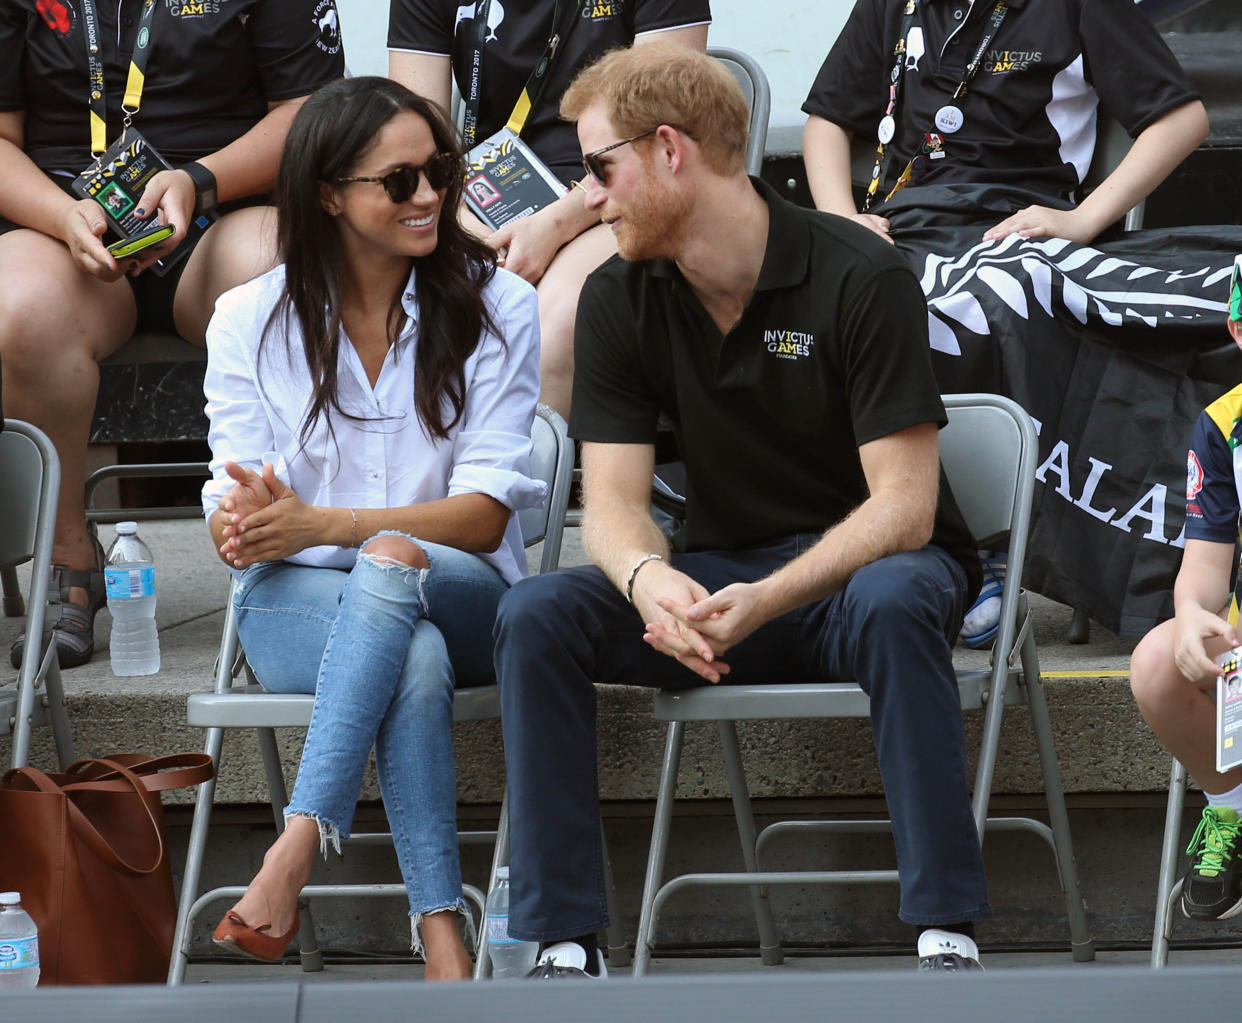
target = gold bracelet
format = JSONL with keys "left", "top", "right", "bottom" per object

{"left": 349, "top": 508, "right": 359, "bottom": 548}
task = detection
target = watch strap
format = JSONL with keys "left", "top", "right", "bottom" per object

{"left": 182, "top": 161, "right": 218, "bottom": 216}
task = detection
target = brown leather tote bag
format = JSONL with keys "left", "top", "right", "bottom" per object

{"left": 0, "top": 753, "right": 213, "bottom": 985}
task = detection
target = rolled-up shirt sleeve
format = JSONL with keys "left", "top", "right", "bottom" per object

{"left": 447, "top": 271, "right": 547, "bottom": 511}
{"left": 201, "top": 298, "right": 274, "bottom": 526}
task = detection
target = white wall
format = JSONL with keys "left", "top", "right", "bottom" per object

{"left": 336, "top": 0, "right": 853, "bottom": 137}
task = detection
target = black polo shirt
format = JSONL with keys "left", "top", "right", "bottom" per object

{"left": 570, "top": 177, "right": 980, "bottom": 594}
{"left": 0, "top": 0, "right": 345, "bottom": 176}
{"left": 388, "top": 0, "right": 711, "bottom": 186}
{"left": 803, "top": 0, "right": 1199, "bottom": 205}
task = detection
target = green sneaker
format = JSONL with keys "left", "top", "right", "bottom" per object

{"left": 1182, "top": 805, "right": 1242, "bottom": 920}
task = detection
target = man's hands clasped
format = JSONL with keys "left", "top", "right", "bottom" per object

{"left": 633, "top": 562, "right": 777, "bottom": 685}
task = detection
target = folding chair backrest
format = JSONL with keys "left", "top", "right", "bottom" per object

{"left": 0, "top": 421, "right": 57, "bottom": 570}
{"left": 708, "top": 47, "right": 771, "bottom": 179}
{"left": 518, "top": 404, "right": 573, "bottom": 575}
{"left": 938, "top": 395, "right": 1034, "bottom": 552}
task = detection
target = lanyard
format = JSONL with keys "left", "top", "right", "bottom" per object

{"left": 462, "top": 0, "right": 586, "bottom": 146}
{"left": 83, "top": 0, "right": 159, "bottom": 160}
{"left": 863, "top": 0, "right": 1008, "bottom": 211}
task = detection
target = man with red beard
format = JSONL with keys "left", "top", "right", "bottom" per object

{"left": 493, "top": 41, "right": 990, "bottom": 976}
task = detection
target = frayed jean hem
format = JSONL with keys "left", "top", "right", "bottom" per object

{"left": 410, "top": 899, "right": 476, "bottom": 959}
{"left": 285, "top": 809, "right": 344, "bottom": 858}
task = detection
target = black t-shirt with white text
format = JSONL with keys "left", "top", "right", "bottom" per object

{"left": 803, "top": 0, "right": 1198, "bottom": 205}
{"left": 570, "top": 177, "right": 981, "bottom": 598}
{"left": 389, "top": 0, "right": 711, "bottom": 185}
{"left": 0, "top": 0, "right": 345, "bottom": 175}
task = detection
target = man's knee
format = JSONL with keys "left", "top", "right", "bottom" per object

{"left": 844, "top": 551, "right": 953, "bottom": 628}
{"left": 1130, "top": 623, "right": 1178, "bottom": 709}
{"left": 360, "top": 533, "right": 428, "bottom": 569}
{"left": 496, "top": 572, "right": 571, "bottom": 644}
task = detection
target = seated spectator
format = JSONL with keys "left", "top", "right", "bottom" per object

{"left": 1131, "top": 256, "right": 1242, "bottom": 922}
{"left": 494, "top": 42, "right": 989, "bottom": 977}
{"left": 1, "top": 1, "right": 344, "bottom": 670}
{"left": 387, "top": 0, "right": 710, "bottom": 416}
{"left": 800, "top": 0, "right": 1239, "bottom": 645}
{"left": 202, "top": 77, "right": 543, "bottom": 979}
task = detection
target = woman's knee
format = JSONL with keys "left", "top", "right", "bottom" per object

{"left": 360, "top": 533, "right": 429, "bottom": 569}
{"left": 1130, "top": 623, "right": 1178, "bottom": 709}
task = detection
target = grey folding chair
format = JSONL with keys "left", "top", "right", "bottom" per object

{"left": 707, "top": 47, "right": 771, "bottom": 178}
{"left": 631, "top": 393, "right": 1095, "bottom": 975}
{"left": 168, "top": 405, "right": 628, "bottom": 983}
{"left": 0, "top": 420, "right": 75, "bottom": 770}
{"left": 1151, "top": 759, "right": 1190, "bottom": 967}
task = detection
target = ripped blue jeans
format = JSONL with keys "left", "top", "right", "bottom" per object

{"left": 232, "top": 533, "right": 508, "bottom": 952}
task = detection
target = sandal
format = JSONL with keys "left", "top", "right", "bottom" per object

{"left": 959, "top": 551, "right": 1006, "bottom": 650}
{"left": 9, "top": 534, "right": 106, "bottom": 670}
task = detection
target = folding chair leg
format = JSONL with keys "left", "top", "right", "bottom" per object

{"left": 168, "top": 725, "right": 225, "bottom": 985}
{"left": 601, "top": 819, "right": 631, "bottom": 968}
{"left": 717, "top": 721, "right": 784, "bottom": 967}
{"left": 43, "top": 655, "right": 75, "bottom": 769}
{"left": 634, "top": 720, "right": 685, "bottom": 977}
{"left": 1152, "top": 758, "right": 1188, "bottom": 969}
{"left": 1, "top": 565, "right": 23, "bottom": 617}
{"left": 257, "top": 726, "right": 324, "bottom": 973}
{"left": 1019, "top": 632, "right": 1094, "bottom": 962}
{"left": 474, "top": 791, "right": 510, "bottom": 980}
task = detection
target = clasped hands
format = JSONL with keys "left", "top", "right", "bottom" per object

{"left": 217, "top": 460, "right": 319, "bottom": 569}
{"left": 634, "top": 562, "right": 775, "bottom": 685}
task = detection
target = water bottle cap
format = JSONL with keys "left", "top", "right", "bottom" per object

{"left": 0, "top": 892, "right": 21, "bottom": 905}
{"left": 116, "top": 521, "right": 139, "bottom": 535}
{"left": 495, "top": 866, "right": 509, "bottom": 880}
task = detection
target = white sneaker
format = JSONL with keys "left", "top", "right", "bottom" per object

{"left": 917, "top": 928, "right": 983, "bottom": 972}
{"left": 525, "top": 941, "right": 608, "bottom": 979}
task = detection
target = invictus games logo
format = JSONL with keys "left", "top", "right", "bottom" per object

{"left": 313, "top": 0, "right": 342, "bottom": 54}
{"left": 764, "top": 328, "right": 815, "bottom": 361}
{"left": 582, "top": 0, "right": 624, "bottom": 20}
{"left": 984, "top": 49, "right": 1042, "bottom": 73}
{"left": 165, "top": 0, "right": 222, "bottom": 16}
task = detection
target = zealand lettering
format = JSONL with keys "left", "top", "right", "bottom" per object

{"left": 1035, "top": 439, "right": 1184, "bottom": 548}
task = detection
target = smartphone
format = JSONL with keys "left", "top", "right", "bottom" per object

{"left": 107, "top": 222, "right": 175, "bottom": 258}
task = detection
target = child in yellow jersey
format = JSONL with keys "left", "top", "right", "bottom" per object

{"left": 1131, "top": 254, "right": 1242, "bottom": 922}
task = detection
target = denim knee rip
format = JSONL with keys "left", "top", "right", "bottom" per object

{"left": 410, "top": 899, "right": 476, "bottom": 960}
{"left": 358, "top": 530, "right": 434, "bottom": 597}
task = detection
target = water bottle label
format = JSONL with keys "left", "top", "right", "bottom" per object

{"left": 0, "top": 937, "right": 38, "bottom": 968}
{"left": 105, "top": 565, "right": 155, "bottom": 599}
{"left": 486, "top": 914, "right": 518, "bottom": 945}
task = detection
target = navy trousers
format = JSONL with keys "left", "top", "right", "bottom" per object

{"left": 494, "top": 536, "right": 991, "bottom": 942}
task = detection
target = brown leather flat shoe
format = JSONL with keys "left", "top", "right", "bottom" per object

{"left": 212, "top": 909, "right": 300, "bottom": 962}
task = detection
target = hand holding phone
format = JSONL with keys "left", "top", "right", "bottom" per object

{"left": 107, "top": 222, "right": 175, "bottom": 258}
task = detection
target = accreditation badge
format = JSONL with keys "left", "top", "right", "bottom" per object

{"left": 71, "top": 128, "right": 215, "bottom": 276}
{"left": 463, "top": 127, "right": 568, "bottom": 232}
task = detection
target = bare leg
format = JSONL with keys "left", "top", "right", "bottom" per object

{"left": 534, "top": 222, "right": 618, "bottom": 418}
{"left": 172, "top": 205, "right": 279, "bottom": 345}
{"left": 420, "top": 910, "right": 472, "bottom": 981}
{"left": 0, "top": 229, "right": 135, "bottom": 592}
{"left": 227, "top": 814, "right": 320, "bottom": 935}
{"left": 1131, "top": 618, "right": 1242, "bottom": 793}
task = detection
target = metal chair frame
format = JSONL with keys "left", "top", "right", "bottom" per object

{"left": 631, "top": 394, "right": 1096, "bottom": 975}
{"left": 167, "top": 405, "right": 627, "bottom": 984}
{"left": 0, "top": 420, "right": 75, "bottom": 770}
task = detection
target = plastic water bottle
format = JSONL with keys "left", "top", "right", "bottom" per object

{"left": 105, "top": 521, "right": 160, "bottom": 676}
{"left": 486, "top": 867, "right": 538, "bottom": 978}
{"left": 0, "top": 893, "right": 39, "bottom": 989}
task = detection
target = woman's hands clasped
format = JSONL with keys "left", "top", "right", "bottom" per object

{"left": 218, "top": 461, "right": 323, "bottom": 568}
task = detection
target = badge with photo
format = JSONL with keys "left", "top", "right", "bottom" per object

{"left": 463, "top": 127, "right": 567, "bottom": 231}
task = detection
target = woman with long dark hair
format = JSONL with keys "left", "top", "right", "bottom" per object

{"left": 199, "top": 76, "right": 543, "bottom": 981}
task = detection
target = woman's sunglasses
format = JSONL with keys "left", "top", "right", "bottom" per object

{"left": 335, "top": 153, "right": 462, "bottom": 203}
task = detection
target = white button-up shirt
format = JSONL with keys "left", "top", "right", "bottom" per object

{"left": 201, "top": 263, "right": 545, "bottom": 585}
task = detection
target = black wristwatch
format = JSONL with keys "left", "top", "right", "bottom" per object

{"left": 182, "top": 161, "right": 218, "bottom": 219}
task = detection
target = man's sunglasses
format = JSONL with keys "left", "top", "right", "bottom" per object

{"left": 335, "top": 153, "right": 462, "bottom": 203}
{"left": 581, "top": 125, "right": 696, "bottom": 186}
